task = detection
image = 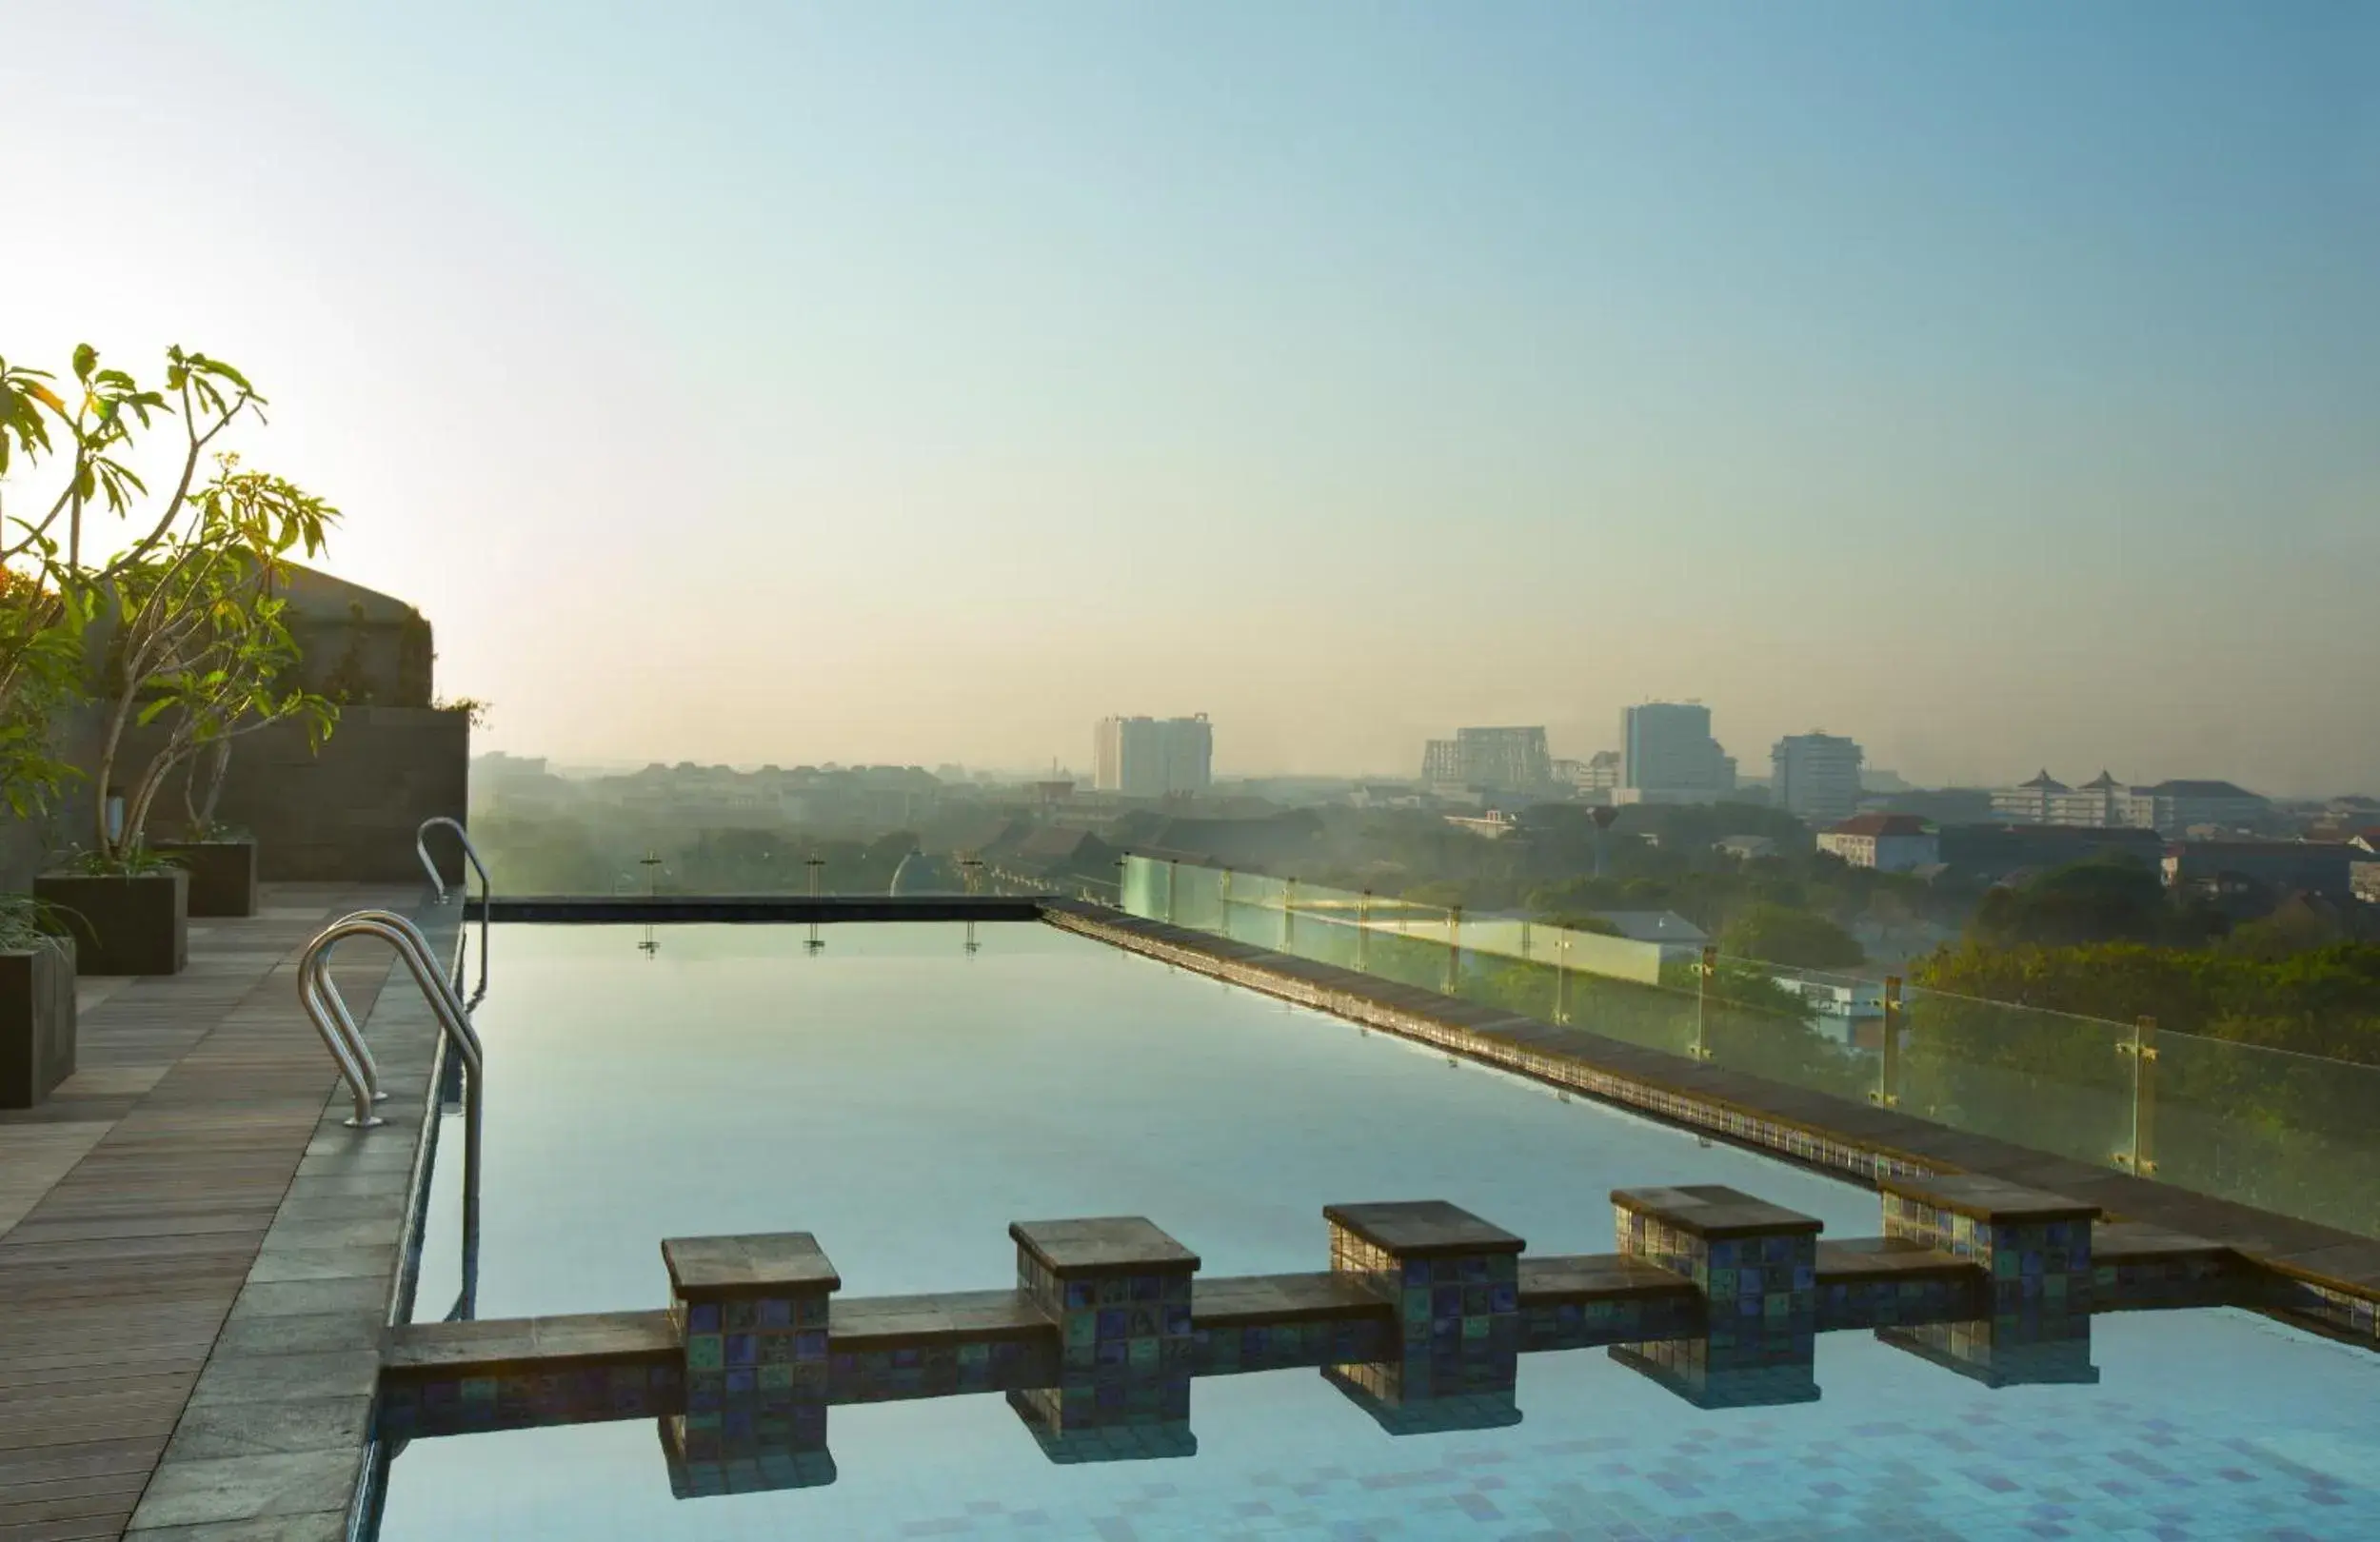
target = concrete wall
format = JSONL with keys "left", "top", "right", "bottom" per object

{"left": 0, "top": 704, "right": 108, "bottom": 893}
{"left": 0, "top": 704, "right": 470, "bottom": 888}
{"left": 156, "top": 706, "right": 471, "bottom": 882}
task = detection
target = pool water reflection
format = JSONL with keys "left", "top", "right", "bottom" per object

{"left": 378, "top": 1307, "right": 2380, "bottom": 1540}
{"left": 383, "top": 924, "right": 2380, "bottom": 1538}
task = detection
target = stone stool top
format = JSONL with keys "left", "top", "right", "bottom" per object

{"left": 1011, "top": 1217, "right": 1200, "bottom": 1276}
{"left": 1881, "top": 1174, "right": 2101, "bottom": 1225}
{"left": 663, "top": 1233, "right": 842, "bottom": 1298}
{"left": 1613, "top": 1185, "right": 1823, "bottom": 1239}
{"left": 1325, "top": 1201, "right": 1524, "bottom": 1257}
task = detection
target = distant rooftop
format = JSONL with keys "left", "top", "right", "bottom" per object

{"left": 1828, "top": 814, "right": 1932, "bottom": 837}
{"left": 2137, "top": 780, "right": 2262, "bottom": 800}
{"left": 1586, "top": 910, "right": 1710, "bottom": 946}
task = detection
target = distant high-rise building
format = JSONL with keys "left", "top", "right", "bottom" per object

{"left": 1771, "top": 732, "right": 1865, "bottom": 826}
{"left": 1421, "top": 726, "right": 1552, "bottom": 792}
{"left": 1618, "top": 702, "right": 1736, "bottom": 804}
{"left": 1092, "top": 715, "right": 1213, "bottom": 798}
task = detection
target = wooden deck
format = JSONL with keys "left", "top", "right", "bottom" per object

{"left": 0, "top": 885, "right": 416, "bottom": 1542}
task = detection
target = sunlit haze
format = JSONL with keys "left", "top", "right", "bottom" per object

{"left": 7, "top": 1, "right": 2374, "bottom": 790}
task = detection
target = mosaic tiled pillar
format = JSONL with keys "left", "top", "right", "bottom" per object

{"left": 1877, "top": 1175, "right": 2098, "bottom": 1314}
{"left": 1322, "top": 1201, "right": 1523, "bottom": 1433}
{"left": 1611, "top": 1184, "right": 1820, "bottom": 1408}
{"left": 659, "top": 1232, "right": 840, "bottom": 1494}
{"left": 1874, "top": 1176, "right": 2100, "bottom": 1391}
{"left": 1009, "top": 1216, "right": 1200, "bottom": 1462}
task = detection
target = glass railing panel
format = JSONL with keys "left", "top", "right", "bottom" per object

{"left": 1894, "top": 990, "right": 2137, "bottom": 1171}
{"left": 1696, "top": 958, "right": 1878, "bottom": 1105}
{"left": 1116, "top": 860, "right": 2378, "bottom": 1239}
{"left": 2154, "top": 1033, "right": 2380, "bottom": 1237}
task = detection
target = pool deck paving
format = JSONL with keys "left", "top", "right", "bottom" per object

{"left": 0, "top": 882, "right": 443, "bottom": 1542}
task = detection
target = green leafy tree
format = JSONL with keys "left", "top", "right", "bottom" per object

{"left": 86, "top": 471, "right": 338, "bottom": 865}
{"left": 2, "top": 344, "right": 347, "bottom": 848}
{"left": 1719, "top": 902, "right": 1865, "bottom": 970}
{"left": 1968, "top": 856, "right": 2198, "bottom": 947}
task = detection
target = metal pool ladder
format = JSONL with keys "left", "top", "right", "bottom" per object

{"left": 416, "top": 815, "right": 491, "bottom": 998}
{"left": 299, "top": 908, "right": 486, "bottom": 1317}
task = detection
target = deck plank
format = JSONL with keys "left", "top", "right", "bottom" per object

{"left": 0, "top": 885, "right": 417, "bottom": 1542}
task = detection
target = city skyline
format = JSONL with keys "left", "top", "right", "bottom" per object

{"left": 8, "top": 3, "right": 2374, "bottom": 794}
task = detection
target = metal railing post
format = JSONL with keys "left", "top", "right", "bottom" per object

{"left": 1165, "top": 859, "right": 1179, "bottom": 925}
{"left": 1444, "top": 904, "right": 1463, "bottom": 995}
{"left": 1872, "top": 976, "right": 1902, "bottom": 1106}
{"left": 2120, "top": 1014, "right": 2160, "bottom": 1176}
{"left": 1357, "top": 888, "right": 1372, "bottom": 975}
{"left": 1282, "top": 878, "right": 1298, "bottom": 951}
{"left": 1693, "top": 944, "right": 1716, "bottom": 1060}
{"left": 1555, "top": 935, "right": 1571, "bottom": 1024}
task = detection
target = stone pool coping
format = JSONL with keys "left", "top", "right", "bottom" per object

{"left": 110, "top": 894, "right": 460, "bottom": 1541}
{"left": 1040, "top": 902, "right": 2380, "bottom": 1346}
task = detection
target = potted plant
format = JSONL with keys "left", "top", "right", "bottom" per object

{"left": 0, "top": 357, "right": 93, "bottom": 1055}
{"left": 0, "top": 895, "right": 75, "bottom": 1108}
{"left": 7, "top": 346, "right": 337, "bottom": 973}
{"left": 151, "top": 741, "right": 259, "bottom": 918}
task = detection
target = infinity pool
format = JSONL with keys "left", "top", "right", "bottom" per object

{"left": 409, "top": 922, "right": 1884, "bottom": 1317}
{"left": 378, "top": 921, "right": 2380, "bottom": 1539}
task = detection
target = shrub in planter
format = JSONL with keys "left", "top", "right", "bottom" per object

{"left": 0, "top": 899, "right": 76, "bottom": 1109}
{"left": 35, "top": 852, "right": 188, "bottom": 977}
{"left": 153, "top": 823, "right": 260, "bottom": 919}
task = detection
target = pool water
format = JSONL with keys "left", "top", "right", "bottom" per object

{"left": 411, "top": 922, "right": 1885, "bottom": 1317}
{"left": 379, "top": 922, "right": 2380, "bottom": 1540}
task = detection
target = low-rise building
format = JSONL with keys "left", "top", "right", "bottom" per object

{"left": 1990, "top": 770, "right": 2267, "bottom": 834}
{"left": 2136, "top": 780, "right": 2269, "bottom": 835}
{"left": 2350, "top": 842, "right": 2380, "bottom": 906}
{"left": 1583, "top": 910, "right": 1710, "bottom": 958}
{"left": 2161, "top": 840, "right": 2357, "bottom": 911}
{"left": 1934, "top": 823, "right": 2168, "bottom": 886}
{"left": 1818, "top": 814, "right": 1939, "bottom": 873}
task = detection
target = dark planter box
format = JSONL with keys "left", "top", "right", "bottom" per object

{"left": 32, "top": 871, "right": 188, "bottom": 976}
{"left": 0, "top": 938, "right": 76, "bottom": 1108}
{"left": 154, "top": 840, "right": 260, "bottom": 919}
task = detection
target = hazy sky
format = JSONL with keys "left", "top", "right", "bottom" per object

{"left": 5, "top": 3, "right": 2375, "bottom": 791}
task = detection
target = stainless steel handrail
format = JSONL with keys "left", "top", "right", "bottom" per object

{"left": 306, "top": 958, "right": 390, "bottom": 1119}
{"left": 416, "top": 816, "right": 491, "bottom": 998}
{"left": 302, "top": 960, "right": 387, "bottom": 1128}
{"left": 299, "top": 909, "right": 486, "bottom": 1318}
{"left": 415, "top": 816, "right": 490, "bottom": 905}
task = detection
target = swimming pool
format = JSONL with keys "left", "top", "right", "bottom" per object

{"left": 377, "top": 921, "right": 2380, "bottom": 1539}
{"left": 409, "top": 922, "right": 1886, "bottom": 1317}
